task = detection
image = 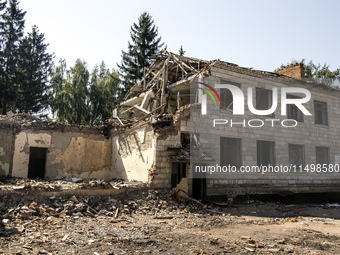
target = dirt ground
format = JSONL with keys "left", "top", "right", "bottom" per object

{"left": 1, "top": 186, "right": 340, "bottom": 254}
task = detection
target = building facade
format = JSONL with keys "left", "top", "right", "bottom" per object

{"left": 1, "top": 51, "right": 340, "bottom": 199}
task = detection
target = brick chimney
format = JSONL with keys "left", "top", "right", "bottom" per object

{"left": 277, "top": 63, "right": 305, "bottom": 79}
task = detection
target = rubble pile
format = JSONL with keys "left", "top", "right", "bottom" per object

{"left": 1, "top": 186, "right": 340, "bottom": 254}
{"left": 0, "top": 177, "right": 145, "bottom": 191}
{"left": 0, "top": 189, "right": 210, "bottom": 222}
{"left": 155, "top": 104, "right": 191, "bottom": 140}
{"left": 0, "top": 113, "right": 109, "bottom": 136}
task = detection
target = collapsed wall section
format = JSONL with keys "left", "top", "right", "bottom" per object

{"left": 111, "top": 126, "right": 155, "bottom": 182}
{"left": 152, "top": 105, "right": 191, "bottom": 189}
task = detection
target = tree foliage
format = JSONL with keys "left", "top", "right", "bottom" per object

{"left": 16, "top": 25, "right": 54, "bottom": 113}
{"left": 304, "top": 60, "right": 340, "bottom": 86}
{"left": 51, "top": 59, "right": 119, "bottom": 125}
{"left": 50, "top": 59, "right": 90, "bottom": 124}
{"left": 0, "top": 0, "right": 54, "bottom": 115}
{"left": 276, "top": 59, "right": 340, "bottom": 86}
{"left": 0, "top": 0, "right": 26, "bottom": 114}
{"left": 117, "top": 12, "right": 163, "bottom": 95}
{"left": 179, "top": 45, "right": 185, "bottom": 56}
{"left": 0, "top": 0, "right": 120, "bottom": 124}
{"left": 89, "top": 61, "right": 119, "bottom": 125}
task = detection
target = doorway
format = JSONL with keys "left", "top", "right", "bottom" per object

{"left": 192, "top": 163, "right": 206, "bottom": 199}
{"left": 171, "top": 163, "right": 187, "bottom": 188}
{"left": 28, "top": 147, "right": 47, "bottom": 179}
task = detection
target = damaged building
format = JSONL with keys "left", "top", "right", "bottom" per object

{"left": 1, "top": 50, "right": 340, "bottom": 199}
{"left": 0, "top": 114, "right": 112, "bottom": 180}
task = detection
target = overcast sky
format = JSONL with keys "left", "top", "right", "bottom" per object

{"left": 20, "top": 0, "right": 340, "bottom": 73}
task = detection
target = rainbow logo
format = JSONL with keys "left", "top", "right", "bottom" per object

{"left": 197, "top": 82, "right": 223, "bottom": 107}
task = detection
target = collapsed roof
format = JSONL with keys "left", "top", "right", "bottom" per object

{"left": 112, "top": 50, "right": 339, "bottom": 129}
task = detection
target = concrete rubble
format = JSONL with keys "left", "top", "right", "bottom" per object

{"left": 0, "top": 113, "right": 110, "bottom": 135}
{"left": 1, "top": 179, "right": 340, "bottom": 254}
{"left": 0, "top": 177, "right": 145, "bottom": 191}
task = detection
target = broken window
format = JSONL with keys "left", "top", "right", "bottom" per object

{"left": 289, "top": 144, "right": 304, "bottom": 167}
{"left": 171, "top": 163, "right": 186, "bottom": 188}
{"left": 256, "top": 88, "right": 274, "bottom": 116}
{"left": 28, "top": 147, "right": 47, "bottom": 179}
{"left": 180, "top": 132, "right": 200, "bottom": 150}
{"left": 316, "top": 146, "right": 329, "bottom": 165}
{"left": 219, "top": 79, "right": 241, "bottom": 111}
{"left": 314, "top": 100, "right": 328, "bottom": 125}
{"left": 287, "top": 95, "right": 304, "bottom": 122}
{"left": 220, "top": 137, "right": 242, "bottom": 168}
{"left": 180, "top": 133, "right": 190, "bottom": 148}
{"left": 257, "top": 140, "right": 275, "bottom": 166}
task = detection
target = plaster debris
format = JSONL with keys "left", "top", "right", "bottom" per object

{"left": 1, "top": 187, "right": 340, "bottom": 254}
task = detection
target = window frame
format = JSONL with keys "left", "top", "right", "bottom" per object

{"left": 220, "top": 137, "right": 242, "bottom": 168}
{"left": 314, "top": 100, "right": 328, "bottom": 126}
{"left": 219, "top": 79, "right": 241, "bottom": 112}
{"left": 288, "top": 144, "right": 305, "bottom": 168}
{"left": 287, "top": 94, "right": 304, "bottom": 122}
{"left": 256, "top": 87, "right": 274, "bottom": 117}
{"left": 257, "top": 140, "right": 275, "bottom": 167}
{"left": 315, "top": 146, "right": 330, "bottom": 165}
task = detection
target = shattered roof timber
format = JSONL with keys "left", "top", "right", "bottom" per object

{"left": 123, "top": 49, "right": 215, "bottom": 101}
{"left": 114, "top": 50, "right": 218, "bottom": 129}
{"left": 124, "top": 50, "right": 340, "bottom": 101}
{"left": 115, "top": 50, "right": 340, "bottom": 130}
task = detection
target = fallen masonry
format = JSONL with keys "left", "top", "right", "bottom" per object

{"left": 1, "top": 180, "right": 340, "bottom": 254}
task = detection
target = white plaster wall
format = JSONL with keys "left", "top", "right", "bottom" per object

{"left": 12, "top": 132, "right": 51, "bottom": 178}
{"left": 112, "top": 127, "right": 155, "bottom": 182}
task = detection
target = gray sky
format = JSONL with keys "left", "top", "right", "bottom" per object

{"left": 20, "top": 0, "right": 340, "bottom": 73}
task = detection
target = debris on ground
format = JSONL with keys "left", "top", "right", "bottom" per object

{"left": 1, "top": 181, "right": 340, "bottom": 254}
{"left": 0, "top": 176, "right": 145, "bottom": 191}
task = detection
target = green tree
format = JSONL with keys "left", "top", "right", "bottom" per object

{"left": 304, "top": 60, "right": 340, "bottom": 86}
{"left": 16, "top": 25, "right": 54, "bottom": 113}
{"left": 49, "top": 58, "right": 67, "bottom": 119}
{"left": 117, "top": 12, "right": 164, "bottom": 95}
{"left": 179, "top": 45, "right": 185, "bottom": 56}
{"left": 0, "top": 1, "right": 7, "bottom": 48}
{"left": 0, "top": 1, "right": 7, "bottom": 110}
{"left": 0, "top": 0, "right": 26, "bottom": 114}
{"left": 276, "top": 59, "right": 340, "bottom": 86}
{"left": 50, "top": 59, "right": 90, "bottom": 124}
{"left": 0, "top": 0, "right": 5, "bottom": 14}
{"left": 89, "top": 61, "right": 119, "bottom": 125}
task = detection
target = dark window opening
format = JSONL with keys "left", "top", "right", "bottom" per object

{"left": 180, "top": 132, "right": 200, "bottom": 150}
{"left": 316, "top": 146, "right": 329, "bottom": 165}
{"left": 257, "top": 140, "right": 275, "bottom": 166}
{"left": 28, "top": 147, "right": 47, "bottom": 179}
{"left": 256, "top": 88, "right": 274, "bottom": 117}
{"left": 287, "top": 95, "right": 304, "bottom": 122}
{"left": 219, "top": 80, "right": 241, "bottom": 111}
{"left": 220, "top": 137, "right": 242, "bottom": 168}
{"left": 192, "top": 163, "right": 206, "bottom": 199}
{"left": 289, "top": 144, "right": 304, "bottom": 167}
{"left": 314, "top": 100, "right": 328, "bottom": 125}
{"left": 171, "top": 163, "right": 186, "bottom": 188}
{"left": 180, "top": 133, "right": 190, "bottom": 149}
